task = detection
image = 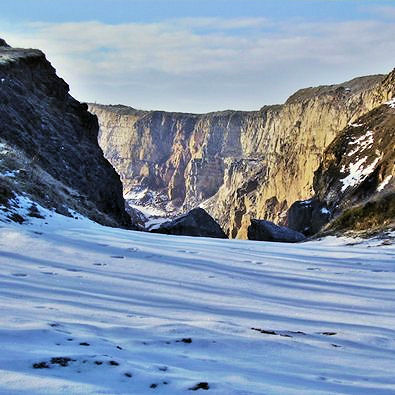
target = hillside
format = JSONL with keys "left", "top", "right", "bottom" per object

{"left": 0, "top": 40, "right": 131, "bottom": 228}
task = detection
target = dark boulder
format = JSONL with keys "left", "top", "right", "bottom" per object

{"left": 248, "top": 219, "right": 306, "bottom": 243}
{"left": 0, "top": 38, "right": 10, "bottom": 47}
{"left": 287, "top": 198, "right": 331, "bottom": 236}
{"left": 152, "top": 208, "right": 227, "bottom": 239}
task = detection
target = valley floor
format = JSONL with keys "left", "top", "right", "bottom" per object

{"left": 0, "top": 211, "right": 394, "bottom": 394}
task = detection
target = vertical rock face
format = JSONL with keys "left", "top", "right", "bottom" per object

{"left": 90, "top": 71, "right": 393, "bottom": 237}
{"left": 0, "top": 43, "right": 131, "bottom": 227}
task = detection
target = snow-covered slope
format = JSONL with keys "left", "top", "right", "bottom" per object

{"left": 0, "top": 209, "right": 394, "bottom": 394}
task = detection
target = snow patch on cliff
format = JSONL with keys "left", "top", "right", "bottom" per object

{"left": 377, "top": 175, "right": 393, "bottom": 192}
{"left": 340, "top": 156, "right": 380, "bottom": 193}
{"left": 347, "top": 130, "right": 374, "bottom": 157}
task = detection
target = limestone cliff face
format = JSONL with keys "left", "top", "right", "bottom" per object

{"left": 0, "top": 41, "right": 131, "bottom": 227}
{"left": 90, "top": 70, "right": 393, "bottom": 237}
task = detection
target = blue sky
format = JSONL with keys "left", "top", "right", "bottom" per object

{"left": 1, "top": 0, "right": 394, "bottom": 112}
{"left": 2, "top": 0, "right": 395, "bottom": 24}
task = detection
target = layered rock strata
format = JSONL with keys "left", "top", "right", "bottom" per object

{"left": 90, "top": 70, "right": 394, "bottom": 237}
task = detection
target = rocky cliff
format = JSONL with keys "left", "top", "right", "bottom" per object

{"left": 0, "top": 40, "right": 131, "bottom": 227}
{"left": 311, "top": 95, "right": 394, "bottom": 234}
{"left": 90, "top": 70, "right": 394, "bottom": 238}
{"left": 286, "top": 93, "right": 394, "bottom": 237}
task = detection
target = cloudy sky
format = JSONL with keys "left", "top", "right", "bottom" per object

{"left": 1, "top": 0, "right": 394, "bottom": 113}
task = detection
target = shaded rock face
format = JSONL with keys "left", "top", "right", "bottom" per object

{"left": 247, "top": 220, "right": 305, "bottom": 243}
{"left": 0, "top": 44, "right": 131, "bottom": 227}
{"left": 90, "top": 71, "right": 393, "bottom": 238}
{"left": 287, "top": 199, "right": 331, "bottom": 236}
{"left": 0, "top": 38, "right": 10, "bottom": 47}
{"left": 152, "top": 208, "right": 227, "bottom": 239}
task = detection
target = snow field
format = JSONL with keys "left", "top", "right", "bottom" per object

{"left": 0, "top": 210, "right": 394, "bottom": 394}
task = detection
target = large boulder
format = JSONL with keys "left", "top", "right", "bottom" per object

{"left": 0, "top": 38, "right": 10, "bottom": 47}
{"left": 152, "top": 208, "right": 227, "bottom": 238}
{"left": 287, "top": 198, "right": 331, "bottom": 236}
{"left": 248, "top": 219, "right": 306, "bottom": 243}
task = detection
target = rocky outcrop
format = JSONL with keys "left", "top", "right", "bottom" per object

{"left": 310, "top": 97, "right": 395, "bottom": 234}
{"left": 247, "top": 220, "right": 305, "bottom": 243}
{"left": 314, "top": 101, "right": 394, "bottom": 211}
{"left": 151, "top": 208, "right": 227, "bottom": 239}
{"left": 0, "top": 42, "right": 131, "bottom": 227}
{"left": 286, "top": 199, "right": 331, "bottom": 236}
{"left": 90, "top": 70, "right": 393, "bottom": 238}
{"left": 286, "top": 92, "right": 394, "bottom": 236}
{"left": 0, "top": 39, "right": 10, "bottom": 47}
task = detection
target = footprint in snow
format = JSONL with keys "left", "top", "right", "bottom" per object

{"left": 244, "top": 260, "right": 265, "bottom": 265}
{"left": 176, "top": 338, "right": 192, "bottom": 344}
{"left": 177, "top": 250, "right": 199, "bottom": 254}
{"left": 127, "top": 247, "right": 139, "bottom": 252}
{"left": 33, "top": 357, "right": 76, "bottom": 369}
{"left": 150, "top": 381, "right": 169, "bottom": 388}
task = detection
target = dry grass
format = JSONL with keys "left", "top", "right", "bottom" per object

{"left": 320, "top": 191, "right": 395, "bottom": 237}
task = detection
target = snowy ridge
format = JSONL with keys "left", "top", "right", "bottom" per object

{"left": 0, "top": 210, "right": 394, "bottom": 394}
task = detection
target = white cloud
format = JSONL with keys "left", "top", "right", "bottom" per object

{"left": 365, "top": 5, "right": 395, "bottom": 19}
{"left": 1, "top": 17, "right": 394, "bottom": 112}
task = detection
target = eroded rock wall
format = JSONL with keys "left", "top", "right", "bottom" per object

{"left": 90, "top": 71, "right": 394, "bottom": 237}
